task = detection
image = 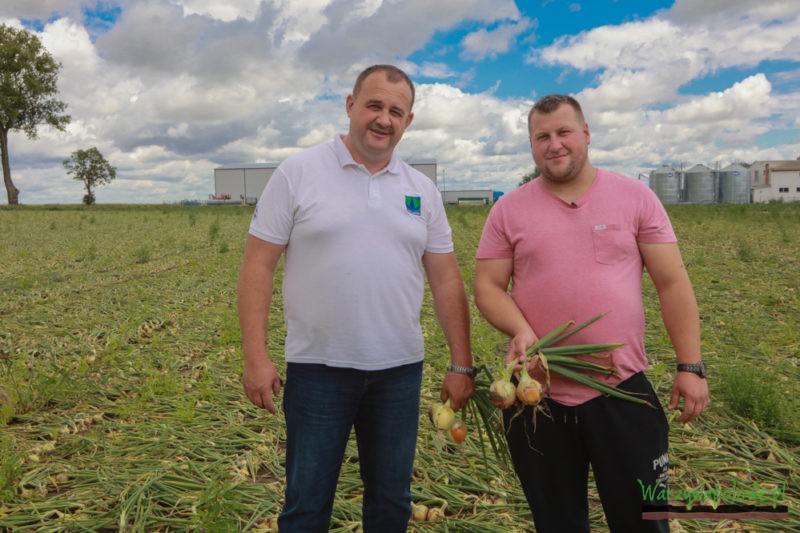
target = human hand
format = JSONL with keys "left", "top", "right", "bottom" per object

{"left": 669, "top": 373, "right": 709, "bottom": 423}
{"left": 505, "top": 331, "right": 538, "bottom": 369}
{"left": 440, "top": 372, "right": 475, "bottom": 412}
{"left": 242, "top": 358, "right": 282, "bottom": 414}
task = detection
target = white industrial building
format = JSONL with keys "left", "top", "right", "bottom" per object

{"left": 750, "top": 160, "right": 800, "bottom": 203}
{"left": 441, "top": 189, "right": 494, "bottom": 205}
{"left": 212, "top": 164, "right": 276, "bottom": 205}
{"left": 213, "top": 161, "right": 437, "bottom": 204}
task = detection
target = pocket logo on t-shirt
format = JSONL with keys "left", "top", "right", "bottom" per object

{"left": 405, "top": 195, "right": 421, "bottom": 216}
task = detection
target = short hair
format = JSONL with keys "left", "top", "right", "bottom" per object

{"left": 352, "top": 64, "right": 415, "bottom": 109}
{"left": 528, "top": 94, "right": 585, "bottom": 130}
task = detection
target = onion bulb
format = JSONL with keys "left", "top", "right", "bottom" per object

{"left": 489, "top": 359, "right": 517, "bottom": 408}
{"left": 411, "top": 503, "right": 428, "bottom": 521}
{"left": 449, "top": 420, "right": 467, "bottom": 443}
{"left": 428, "top": 399, "right": 455, "bottom": 430}
{"left": 516, "top": 360, "right": 543, "bottom": 406}
{"left": 426, "top": 507, "right": 444, "bottom": 521}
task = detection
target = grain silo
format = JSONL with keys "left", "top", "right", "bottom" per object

{"left": 649, "top": 165, "right": 681, "bottom": 204}
{"left": 684, "top": 164, "right": 716, "bottom": 204}
{"left": 718, "top": 163, "right": 750, "bottom": 204}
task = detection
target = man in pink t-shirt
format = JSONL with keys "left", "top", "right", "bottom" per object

{"left": 475, "top": 95, "right": 709, "bottom": 533}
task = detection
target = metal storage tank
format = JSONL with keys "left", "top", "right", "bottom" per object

{"left": 649, "top": 166, "right": 681, "bottom": 204}
{"left": 718, "top": 163, "right": 750, "bottom": 204}
{"left": 684, "top": 164, "right": 715, "bottom": 203}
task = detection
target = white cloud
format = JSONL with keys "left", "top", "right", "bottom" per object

{"left": 582, "top": 75, "right": 776, "bottom": 175}
{"left": 3, "top": 0, "right": 532, "bottom": 203}
{"left": 415, "top": 62, "right": 459, "bottom": 80}
{"left": 172, "top": 0, "right": 264, "bottom": 22}
{"left": 516, "top": 2, "right": 800, "bottom": 185}
{"left": 0, "top": 0, "right": 81, "bottom": 20}
{"left": 533, "top": 7, "right": 800, "bottom": 86}
{"left": 661, "top": 74, "right": 774, "bottom": 124}
{"left": 399, "top": 83, "right": 532, "bottom": 190}
{"left": 461, "top": 18, "right": 531, "bottom": 61}
{"left": 297, "top": 0, "right": 521, "bottom": 71}
{"left": 666, "top": 0, "right": 798, "bottom": 25}
{"left": 2, "top": 0, "right": 799, "bottom": 203}
{"left": 40, "top": 18, "right": 99, "bottom": 73}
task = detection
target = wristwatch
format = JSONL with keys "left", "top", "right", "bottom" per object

{"left": 448, "top": 363, "right": 477, "bottom": 379}
{"left": 676, "top": 361, "right": 707, "bottom": 379}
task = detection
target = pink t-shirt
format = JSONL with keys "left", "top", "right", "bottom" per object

{"left": 476, "top": 169, "right": 676, "bottom": 405}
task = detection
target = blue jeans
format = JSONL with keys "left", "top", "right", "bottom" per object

{"left": 278, "top": 361, "right": 423, "bottom": 533}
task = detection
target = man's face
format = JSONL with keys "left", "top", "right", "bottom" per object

{"left": 345, "top": 71, "right": 414, "bottom": 171}
{"left": 528, "top": 104, "right": 590, "bottom": 184}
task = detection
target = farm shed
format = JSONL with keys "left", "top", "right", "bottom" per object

{"left": 409, "top": 161, "right": 437, "bottom": 184}
{"left": 213, "top": 164, "right": 277, "bottom": 205}
{"left": 214, "top": 160, "right": 437, "bottom": 204}
{"left": 750, "top": 160, "right": 800, "bottom": 203}
{"left": 442, "top": 189, "right": 494, "bottom": 205}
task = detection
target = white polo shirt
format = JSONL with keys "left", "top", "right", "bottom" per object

{"left": 249, "top": 135, "right": 453, "bottom": 370}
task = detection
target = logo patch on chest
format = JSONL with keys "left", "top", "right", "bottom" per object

{"left": 405, "top": 195, "right": 421, "bottom": 216}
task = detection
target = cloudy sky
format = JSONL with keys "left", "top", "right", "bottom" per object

{"left": 2, "top": 0, "right": 799, "bottom": 204}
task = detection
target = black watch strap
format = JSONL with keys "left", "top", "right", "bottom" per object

{"left": 676, "top": 361, "right": 707, "bottom": 378}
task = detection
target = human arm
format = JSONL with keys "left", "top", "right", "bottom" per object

{"left": 422, "top": 251, "right": 474, "bottom": 411}
{"left": 238, "top": 235, "right": 286, "bottom": 414}
{"left": 639, "top": 242, "right": 709, "bottom": 423}
{"left": 473, "top": 258, "right": 538, "bottom": 365}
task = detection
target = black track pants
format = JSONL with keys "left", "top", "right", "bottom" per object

{"left": 503, "top": 372, "right": 670, "bottom": 533}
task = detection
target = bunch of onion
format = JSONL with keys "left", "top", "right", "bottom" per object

{"left": 488, "top": 356, "right": 544, "bottom": 408}
{"left": 428, "top": 399, "right": 469, "bottom": 443}
{"left": 458, "top": 313, "right": 654, "bottom": 474}
{"left": 525, "top": 312, "right": 654, "bottom": 407}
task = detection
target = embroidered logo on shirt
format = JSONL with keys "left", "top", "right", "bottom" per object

{"left": 405, "top": 195, "right": 421, "bottom": 216}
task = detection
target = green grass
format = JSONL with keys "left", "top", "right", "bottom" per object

{"left": 0, "top": 202, "right": 798, "bottom": 532}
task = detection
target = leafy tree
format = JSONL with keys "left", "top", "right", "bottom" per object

{"left": 0, "top": 23, "right": 71, "bottom": 205}
{"left": 63, "top": 147, "right": 116, "bottom": 205}
{"left": 518, "top": 166, "right": 541, "bottom": 187}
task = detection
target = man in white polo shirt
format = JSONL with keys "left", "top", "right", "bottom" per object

{"left": 237, "top": 64, "right": 474, "bottom": 532}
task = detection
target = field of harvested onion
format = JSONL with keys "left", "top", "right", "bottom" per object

{"left": 1, "top": 203, "right": 798, "bottom": 532}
